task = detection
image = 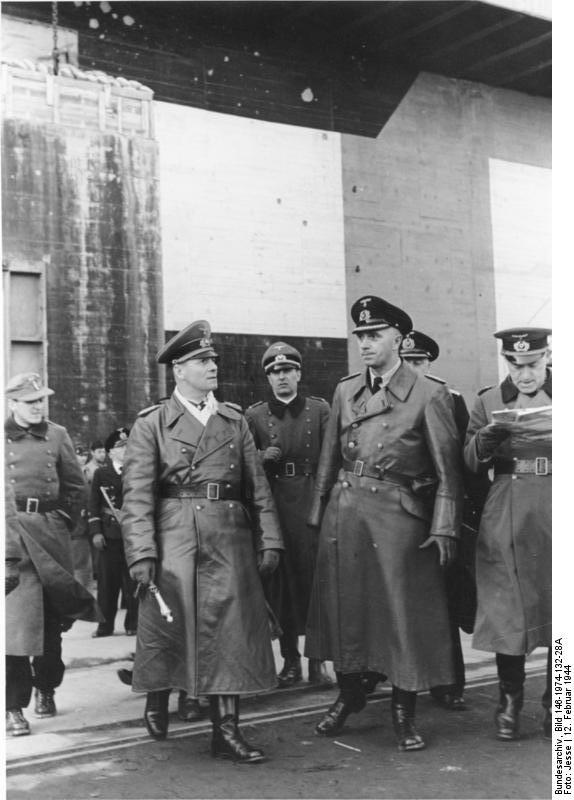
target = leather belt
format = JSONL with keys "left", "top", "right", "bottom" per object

{"left": 269, "top": 461, "right": 317, "bottom": 478}
{"left": 494, "top": 457, "right": 552, "bottom": 476}
{"left": 15, "top": 497, "right": 60, "bottom": 514}
{"left": 342, "top": 459, "right": 412, "bottom": 488}
{"left": 160, "top": 482, "right": 242, "bottom": 500}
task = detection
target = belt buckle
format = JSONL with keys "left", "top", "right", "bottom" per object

{"left": 285, "top": 462, "right": 296, "bottom": 477}
{"left": 206, "top": 483, "right": 220, "bottom": 500}
{"left": 353, "top": 460, "right": 364, "bottom": 477}
{"left": 535, "top": 457, "right": 549, "bottom": 476}
{"left": 26, "top": 497, "right": 39, "bottom": 513}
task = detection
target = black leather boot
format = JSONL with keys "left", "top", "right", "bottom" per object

{"left": 277, "top": 656, "right": 302, "bottom": 688}
{"left": 391, "top": 687, "right": 426, "bottom": 752}
{"left": 209, "top": 695, "right": 265, "bottom": 763}
{"left": 495, "top": 681, "right": 523, "bottom": 741}
{"left": 144, "top": 690, "right": 170, "bottom": 740}
{"left": 178, "top": 691, "right": 204, "bottom": 722}
{"left": 315, "top": 673, "right": 366, "bottom": 736}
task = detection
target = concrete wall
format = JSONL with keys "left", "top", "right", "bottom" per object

{"left": 342, "top": 71, "right": 551, "bottom": 400}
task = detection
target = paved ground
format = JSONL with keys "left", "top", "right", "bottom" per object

{"left": 4, "top": 612, "right": 551, "bottom": 799}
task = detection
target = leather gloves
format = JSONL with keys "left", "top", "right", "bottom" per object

{"left": 475, "top": 424, "right": 511, "bottom": 460}
{"left": 130, "top": 558, "right": 156, "bottom": 585}
{"left": 419, "top": 535, "right": 457, "bottom": 567}
{"left": 262, "top": 446, "right": 282, "bottom": 463}
{"left": 5, "top": 560, "right": 20, "bottom": 595}
{"left": 257, "top": 549, "right": 281, "bottom": 577}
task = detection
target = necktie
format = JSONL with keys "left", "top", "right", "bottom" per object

{"left": 373, "top": 376, "right": 383, "bottom": 393}
{"left": 191, "top": 400, "right": 206, "bottom": 411}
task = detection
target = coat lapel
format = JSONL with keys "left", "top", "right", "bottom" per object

{"left": 192, "top": 403, "right": 237, "bottom": 465}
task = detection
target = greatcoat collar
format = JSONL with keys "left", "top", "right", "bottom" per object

{"left": 163, "top": 392, "right": 242, "bottom": 464}
{"left": 5, "top": 416, "right": 48, "bottom": 440}
{"left": 500, "top": 369, "right": 552, "bottom": 403}
{"left": 348, "top": 362, "right": 417, "bottom": 420}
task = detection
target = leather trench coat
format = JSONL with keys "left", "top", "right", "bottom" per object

{"left": 464, "top": 372, "right": 552, "bottom": 656}
{"left": 5, "top": 416, "right": 102, "bottom": 656}
{"left": 305, "top": 362, "right": 463, "bottom": 691}
{"left": 120, "top": 394, "right": 284, "bottom": 696}
{"left": 245, "top": 394, "right": 330, "bottom": 633}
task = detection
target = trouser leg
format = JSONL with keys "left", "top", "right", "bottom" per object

{"left": 6, "top": 656, "right": 33, "bottom": 710}
{"left": 121, "top": 548, "right": 139, "bottom": 632}
{"left": 96, "top": 540, "right": 123, "bottom": 632}
{"left": 495, "top": 653, "right": 525, "bottom": 741}
{"left": 32, "top": 594, "right": 65, "bottom": 692}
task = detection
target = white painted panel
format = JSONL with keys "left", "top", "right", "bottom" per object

{"left": 1, "top": 17, "right": 78, "bottom": 64}
{"left": 155, "top": 102, "right": 346, "bottom": 337}
{"left": 488, "top": 159, "right": 552, "bottom": 379}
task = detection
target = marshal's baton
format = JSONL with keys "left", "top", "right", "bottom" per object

{"left": 148, "top": 582, "right": 174, "bottom": 623}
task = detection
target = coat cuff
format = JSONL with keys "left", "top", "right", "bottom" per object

{"left": 430, "top": 493, "right": 460, "bottom": 538}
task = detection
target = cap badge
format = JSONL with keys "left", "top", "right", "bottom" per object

{"left": 513, "top": 338, "right": 530, "bottom": 352}
{"left": 360, "top": 298, "right": 371, "bottom": 308}
{"left": 402, "top": 335, "right": 415, "bottom": 351}
{"left": 31, "top": 378, "right": 41, "bottom": 391}
{"left": 276, "top": 354, "right": 287, "bottom": 362}
{"left": 200, "top": 337, "right": 212, "bottom": 348}
{"left": 359, "top": 309, "right": 371, "bottom": 323}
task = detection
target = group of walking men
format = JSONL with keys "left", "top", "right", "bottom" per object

{"left": 5, "top": 292, "right": 551, "bottom": 765}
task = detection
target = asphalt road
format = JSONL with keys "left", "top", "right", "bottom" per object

{"left": 6, "top": 671, "right": 550, "bottom": 800}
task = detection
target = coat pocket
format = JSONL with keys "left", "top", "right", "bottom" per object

{"left": 398, "top": 488, "right": 433, "bottom": 523}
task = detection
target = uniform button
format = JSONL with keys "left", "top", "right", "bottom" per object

{"left": 270, "top": 434, "right": 277, "bottom": 439}
{"left": 306, "top": 418, "right": 311, "bottom": 423}
{"left": 196, "top": 505, "right": 202, "bottom": 510}
{"left": 370, "top": 486, "right": 377, "bottom": 493}
{"left": 47, "top": 463, "right": 52, "bottom": 467}
{"left": 226, "top": 483, "right": 232, "bottom": 488}
{"left": 307, "top": 430, "right": 312, "bottom": 434}
{"left": 229, "top": 444, "right": 235, "bottom": 449}
{"left": 229, "top": 503, "right": 234, "bottom": 509}
{"left": 512, "top": 475, "right": 517, "bottom": 481}
{"left": 230, "top": 464, "right": 235, "bottom": 469}
{"left": 351, "top": 423, "right": 358, "bottom": 429}
{"left": 7, "top": 438, "right": 12, "bottom": 443}
{"left": 382, "top": 423, "right": 388, "bottom": 429}
{"left": 268, "top": 423, "right": 274, "bottom": 427}
{"left": 192, "top": 464, "right": 197, "bottom": 470}
{"left": 181, "top": 448, "right": 187, "bottom": 453}
{"left": 305, "top": 444, "right": 310, "bottom": 448}
{"left": 341, "top": 481, "right": 349, "bottom": 488}
{"left": 9, "top": 464, "right": 14, "bottom": 469}
{"left": 348, "top": 442, "right": 355, "bottom": 449}
{"left": 377, "top": 443, "right": 383, "bottom": 449}
{"left": 9, "top": 452, "right": 14, "bottom": 456}
{"left": 10, "top": 479, "right": 15, "bottom": 483}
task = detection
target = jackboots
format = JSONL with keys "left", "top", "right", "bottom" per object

{"left": 315, "top": 672, "right": 366, "bottom": 736}
{"left": 209, "top": 695, "right": 265, "bottom": 764}
{"left": 144, "top": 690, "right": 170, "bottom": 740}
{"left": 495, "top": 681, "right": 524, "bottom": 741}
{"left": 391, "top": 687, "right": 426, "bottom": 752}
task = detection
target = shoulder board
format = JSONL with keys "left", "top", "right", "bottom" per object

{"left": 246, "top": 400, "right": 265, "bottom": 411}
{"left": 450, "top": 389, "right": 461, "bottom": 397}
{"left": 137, "top": 403, "right": 162, "bottom": 417}
{"left": 309, "top": 395, "right": 329, "bottom": 404}
{"left": 425, "top": 373, "right": 446, "bottom": 386}
{"left": 224, "top": 401, "right": 243, "bottom": 413}
{"left": 478, "top": 385, "right": 495, "bottom": 396}
{"left": 338, "top": 371, "right": 361, "bottom": 384}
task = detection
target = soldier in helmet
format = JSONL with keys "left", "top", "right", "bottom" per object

{"left": 464, "top": 327, "right": 552, "bottom": 741}
{"left": 120, "top": 321, "right": 284, "bottom": 763}
{"left": 245, "top": 343, "right": 332, "bottom": 688}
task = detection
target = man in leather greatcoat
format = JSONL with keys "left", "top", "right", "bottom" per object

{"left": 464, "top": 326, "right": 552, "bottom": 742}
{"left": 5, "top": 373, "right": 101, "bottom": 738}
{"left": 121, "top": 320, "right": 284, "bottom": 764}
{"left": 246, "top": 342, "right": 331, "bottom": 688}
{"left": 305, "top": 296, "right": 463, "bottom": 753}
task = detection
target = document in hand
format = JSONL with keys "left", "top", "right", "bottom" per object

{"left": 491, "top": 406, "right": 552, "bottom": 445}
{"left": 491, "top": 406, "right": 552, "bottom": 425}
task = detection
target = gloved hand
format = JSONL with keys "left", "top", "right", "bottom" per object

{"left": 419, "top": 535, "right": 457, "bottom": 567}
{"left": 262, "top": 446, "right": 282, "bottom": 463}
{"left": 92, "top": 533, "right": 106, "bottom": 551}
{"left": 5, "top": 561, "right": 19, "bottom": 595}
{"left": 257, "top": 549, "right": 280, "bottom": 577}
{"left": 475, "top": 424, "right": 511, "bottom": 461}
{"left": 129, "top": 558, "right": 156, "bottom": 585}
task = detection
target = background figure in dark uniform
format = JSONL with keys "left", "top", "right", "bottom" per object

{"left": 4, "top": 373, "right": 101, "bottom": 737}
{"left": 464, "top": 327, "right": 552, "bottom": 741}
{"left": 306, "top": 296, "right": 463, "bottom": 752}
{"left": 88, "top": 427, "right": 138, "bottom": 637}
{"left": 400, "top": 330, "right": 488, "bottom": 711}
{"left": 245, "top": 342, "right": 332, "bottom": 688}
{"left": 121, "top": 321, "right": 284, "bottom": 763}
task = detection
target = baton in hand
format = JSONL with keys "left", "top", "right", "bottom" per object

{"left": 148, "top": 581, "right": 174, "bottom": 623}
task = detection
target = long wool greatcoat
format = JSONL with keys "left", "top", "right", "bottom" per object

{"left": 121, "top": 394, "right": 284, "bottom": 697}
{"left": 5, "top": 416, "right": 102, "bottom": 656}
{"left": 245, "top": 393, "right": 330, "bottom": 633}
{"left": 305, "top": 363, "right": 463, "bottom": 691}
{"left": 464, "top": 371, "right": 552, "bottom": 656}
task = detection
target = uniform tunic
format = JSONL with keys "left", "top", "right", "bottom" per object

{"left": 464, "top": 372, "right": 552, "bottom": 656}
{"left": 305, "top": 363, "right": 463, "bottom": 691}
{"left": 4, "top": 416, "right": 101, "bottom": 656}
{"left": 245, "top": 394, "right": 330, "bottom": 633}
{"left": 121, "top": 394, "right": 284, "bottom": 697}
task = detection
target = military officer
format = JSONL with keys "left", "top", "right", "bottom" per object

{"left": 306, "top": 296, "right": 463, "bottom": 752}
{"left": 88, "top": 427, "right": 138, "bottom": 637}
{"left": 4, "top": 373, "right": 101, "bottom": 737}
{"left": 400, "top": 330, "right": 485, "bottom": 711}
{"left": 464, "top": 327, "right": 552, "bottom": 741}
{"left": 121, "top": 321, "right": 284, "bottom": 763}
{"left": 245, "top": 343, "right": 331, "bottom": 687}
